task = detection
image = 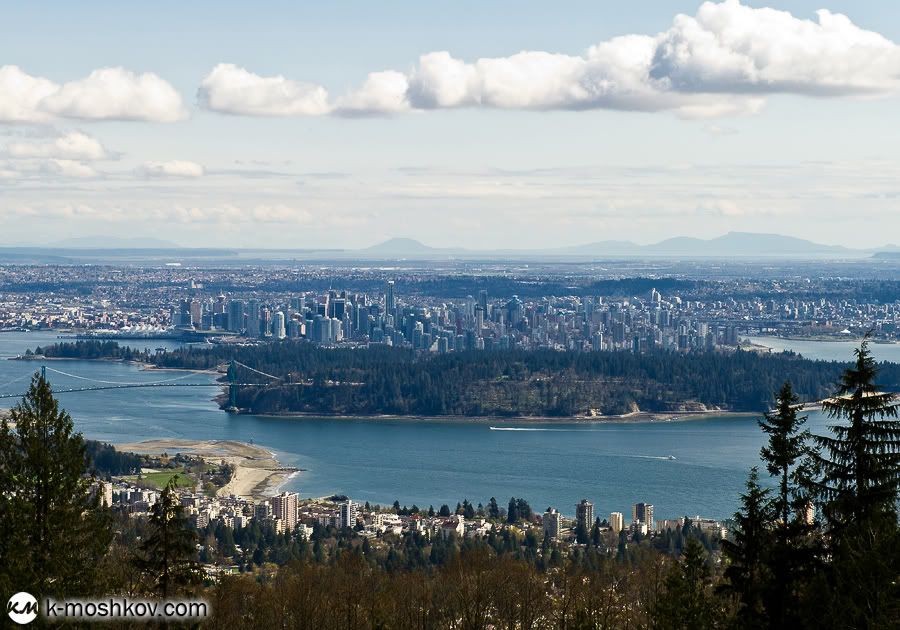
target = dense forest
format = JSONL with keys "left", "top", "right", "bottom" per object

{"left": 31, "top": 339, "right": 900, "bottom": 416}
{"left": 27, "top": 339, "right": 148, "bottom": 361}
{"left": 85, "top": 439, "right": 143, "bottom": 476}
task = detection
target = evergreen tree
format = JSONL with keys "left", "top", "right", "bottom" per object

{"left": 757, "top": 382, "right": 817, "bottom": 628}
{"left": 654, "top": 538, "right": 720, "bottom": 629}
{"left": 719, "top": 468, "right": 773, "bottom": 629}
{"left": 575, "top": 521, "right": 589, "bottom": 545}
{"left": 488, "top": 497, "right": 500, "bottom": 520}
{"left": 759, "top": 382, "right": 810, "bottom": 525}
{"left": 591, "top": 518, "right": 602, "bottom": 547}
{"left": 137, "top": 477, "right": 203, "bottom": 597}
{"left": 0, "top": 374, "right": 111, "bottom": 597}
{"left": 507, "top": 498, "right": 519, "bottom": 523}
{"left": 811, "top": 338, "right": 900, "bottom": 627}
{"left": 814, "top": 338, "right": 900, "bottom": 524}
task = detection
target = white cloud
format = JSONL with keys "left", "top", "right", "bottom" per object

{"left": 6, "top": 131, "right": 109, "bottom": 160}
{"left": 651, "top": 2, "right": 900, "bottom": 96}
{"left": 198, "top": 63, "right": 330, "bottom": 116}
{"left": 44, "top": 159, "right": 98, "bottom": 178}
{"left": 0, "top": 65, "right": 186, "bottom": 123}
{"left": 0, "top": 66, "right": 58, "bottom": 123}
{"left": 138, "top": 160, "right": 205, "bottom": 178}
{"left": 0, "top": 157, "right": 98, "bottom": 178}
{"left": 200, "top": 0, "right": 900, "bottom": 119}
{"left": 335, "top": 71, "right": 411, "bottom": 116}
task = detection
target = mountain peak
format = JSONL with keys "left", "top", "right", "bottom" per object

{"left": 363, "top": 238, "right": 435, "bottom": 253}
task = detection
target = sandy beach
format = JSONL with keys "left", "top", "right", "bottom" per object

{"left": 115, "top": 438, "right": 298, "bottom": 500}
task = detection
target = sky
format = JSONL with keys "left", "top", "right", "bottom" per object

{"left": 1, "top": 0, "right": 900, "bottom": 250}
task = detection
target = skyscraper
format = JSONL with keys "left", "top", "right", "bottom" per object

{"left": 610, "top": 512, "right": 624, "bottom": 535}
{"left": 543, "top": 507, "right": 561, "bottom": 540}
{"left": 272, "top": 491, "right": 298, "bottom": 531}
{"left": 273, "top": 311, "right": 286, "bottom": 339}
{"left": 340, "top": 500, "right": 358, "bottom": 529}
{"left": 576, "top": 499, "right": 594, "bottom": 533}
{"left": 246, "top": 299, "right": 261, "bottom": 338}
{"left": 385, "top": 280, "right": 395, "bottom": 316}
{"left": 632, "top": 502, "right": 654, "bottom": 530}
{"left": 228, "top": 299, "right": 245, "bottom": 333}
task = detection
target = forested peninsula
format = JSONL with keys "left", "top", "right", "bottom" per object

{"left": 26, "top": 340, "right": 900, "bottom": 417}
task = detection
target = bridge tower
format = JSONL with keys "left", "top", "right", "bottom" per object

{"left": 227, "top": 360, "right": 238, "bottom": 411}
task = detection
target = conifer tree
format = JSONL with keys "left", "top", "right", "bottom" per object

{"left": 0, "top": 374, "right": 111, "bottom": 597}
{"left": 812, "top": 338, "right": 900, "bottom": 626}
{"left": 757, "top": 381, "right": 817, "bottom": 627}
{"left": 814, "top": 338, "right": 900, "bottom": 523}
{"left": 719, "top": 468, "right": 773, "bottom": 629}
{"left": 137, "top": 476, "right": 203, "bottom": 597}
{"left": 654, "top": 538, "right": 720, "bottom": 629}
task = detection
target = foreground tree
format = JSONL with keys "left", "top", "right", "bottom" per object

{"left": 813, "top": 338, "right": 900, "bottom": 626}
{"left": 136, "top": 476, "right": 203, "bottom": 597}
{"left": 654, "top": 538, "right": 722, "bottom": 629}
{"left": 719, "top": 468, "right": 773, "bottom": 628}
{"left": 757, "top": 382, "right": 817, "bottom": 627}
{"left": 0, "top": 374, "right": 111, "bottom": 597}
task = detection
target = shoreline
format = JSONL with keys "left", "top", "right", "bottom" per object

{"left": 248, "top": 408, "right": 759, "bottom": 424}
{"left": 115, "top": 438, "right": 298, "bottom": 501}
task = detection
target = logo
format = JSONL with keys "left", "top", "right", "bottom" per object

{"left": 7, "top": 592, "right": 38, "bottom": 625}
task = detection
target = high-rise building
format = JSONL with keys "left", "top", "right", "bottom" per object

{"left": 543, "top": 507, "right": 561, "bottom": 540}
{"left": 610, "top": 512, "right": 624, "bottom": 535}
{"left": 246, "top": 300, "right": 261, "bottom": 338}
{"left": 632, "top": 502, "right": 654, "bottom": 530}
{"left": 575, "top": 499, "right": 594, "bottom": 533}
{"left": 385, "top": 280, "right": 395, "bottom": 316}
{"left": 273, "top": 311, "right": 286, "bottom": 339}
{"left": 272, "top": 491, "right": 298, "bottom": 531}
{"left": 339, "top": 500, "right": 358, "bottom": 529}
{"left": 228, "top": 300, "right": 245, "bottom": 333}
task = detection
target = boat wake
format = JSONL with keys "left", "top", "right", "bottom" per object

{"left": 627, "top": 454, "right": 677, "bottom": 461}
{"left": 489, "top": 426, "right": 586, "bottom": 432}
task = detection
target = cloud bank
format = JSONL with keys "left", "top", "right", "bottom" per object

{"left": 0, "top": 66, "right": 187, "bottom": 123}
{"left": 5, "top": 131, "right": 109, "bottom": 160}
{"left": 138, "top": 160, "right": 205, "bottom": 178}
{"left": 198, "top": 0, "right": 900, "bottom": 119}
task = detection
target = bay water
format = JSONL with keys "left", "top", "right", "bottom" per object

{"left": 0, "top": 331, "right": 867, "bottom": 520}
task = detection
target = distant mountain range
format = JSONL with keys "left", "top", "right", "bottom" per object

{"left": 0, "top": 232, "right": 897, "bottom": 263}
{"left": 358, "top": 233, "right": 897, "bottom": 259}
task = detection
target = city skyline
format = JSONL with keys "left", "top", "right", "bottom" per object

{"left": 2, "top": 0, "right": 900, "bottom": 248}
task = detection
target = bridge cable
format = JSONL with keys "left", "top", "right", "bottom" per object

{"left": 42, "top": 365, "right": 207, "bottom": 387}
{"left": 231, "top": 362, "right": 283, "bottom": 382}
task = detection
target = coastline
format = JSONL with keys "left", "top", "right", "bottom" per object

{"left": 249, "top": 408, "right": 759, "bottom": 424}
{"left": 115, "top": 438, "right": 298, "bottom": 501}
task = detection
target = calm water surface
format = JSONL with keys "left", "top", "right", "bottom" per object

{"left": 748, "top": 336, "right": 900, "bottom": 363}
{"left": 0, "top": 331, "right": 857, "bottom": 519}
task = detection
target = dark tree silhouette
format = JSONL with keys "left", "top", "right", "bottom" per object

{"left": 137, "top": 476, "right": 203, "bottom": 597}
{"left": 0, "top": 374, "right": 111, "bottom": 597}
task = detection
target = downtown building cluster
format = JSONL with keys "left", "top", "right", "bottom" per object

{"left": 172, "top": 283, "right": 752, "bottom": 353}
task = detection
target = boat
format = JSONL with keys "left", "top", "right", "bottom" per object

{"left": 667, "top": 455, "right": 676, "bottom": 461}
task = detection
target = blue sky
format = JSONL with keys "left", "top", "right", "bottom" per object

{"left": 1, "top": 1, "right": 899, "bottom": 249}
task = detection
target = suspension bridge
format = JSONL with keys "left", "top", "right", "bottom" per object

{"left": 0, "top": 360, "right": 287, "bottom": 409}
